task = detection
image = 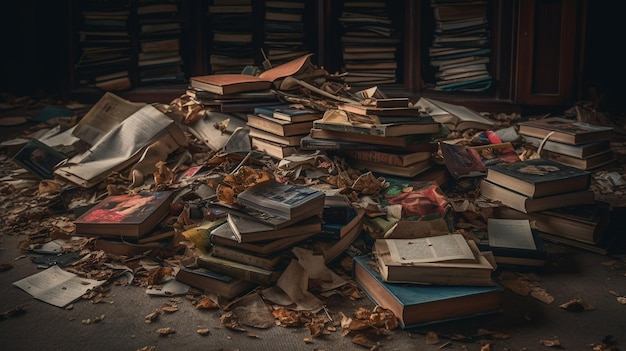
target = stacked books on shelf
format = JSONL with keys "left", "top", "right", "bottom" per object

{"left": 75, "top": 0, "right": 132, "bottom": 91}
{"left": 493, "top": 201, "right": 615, "bottom": 255}
{"left": 203, "top": 180, "right": 326, "bottom": 285}
{"left": 263, "top": 0, "right": 311, "bottom": 66}
{"left": 428, "top": 0, "right": 492, "bottom": 92}
{"left": 247, "top": 104, "right": 322, "bottom": 159}
{"left": 479, "top": 158, "right": 594, "bottom": 214}
{"left": 354, "top": 233, "right": 502, "bottom": 328}
{"left": 137, "top": 0, "right": 185, "bottom": 85}
{"left": 207, "top": 0, "right": 255, "bottom": 74}
{"left": 518, "top": 117, "right": 616, "bottom": 170}
{"left": 338, "top": 0, "right": 402, "bottom": 86}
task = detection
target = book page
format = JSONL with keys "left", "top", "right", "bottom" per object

{"left": 72, "top": 92, "right": 146, "bottom": 146}
{"left": 55, "top": 105, "right": 174, "bottom": 183}
{"left": 13, "top": 265, "right": 105, "bottom": 308}
{"left": 385, "top": 234, "right": 476, "bottom": 264}
{"left": 488, "top": 218, "right": 537, "bottom": 250}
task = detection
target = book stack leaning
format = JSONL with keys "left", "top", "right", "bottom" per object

{"left": 354, "top": 233, "right": 503, "bottom": 329}
{"left": 200, "top": 180, "right": 326, "bottom": 288}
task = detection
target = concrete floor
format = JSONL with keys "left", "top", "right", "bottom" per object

{"left": 1, "top": 230, "right": 625, "bottom": 351}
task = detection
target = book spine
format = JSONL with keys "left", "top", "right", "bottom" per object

{"left": 345, "top": 150, "right": 405, "bottom": 167}
{"left": 313, "top": 121, "right": 387, "bottom": 136}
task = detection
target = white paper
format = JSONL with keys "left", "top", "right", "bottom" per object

{"left": 385, "top": 234, "right": 476, "bottom": 264}
{"left": 488, "top": 218, "right": 537, "bottom": 250}
{"left": 13, "top": 265, "right": 105, "bottom": 308}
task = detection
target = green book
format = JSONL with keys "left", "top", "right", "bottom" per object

{"left": 352, "top": 256, "right": 503, "bottom": 329}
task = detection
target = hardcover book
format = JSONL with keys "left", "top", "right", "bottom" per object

{"left": 349, "top": 159, "right": 434, "bottom": 178}
{"left": 251, "top": 137, "right": 298, "bottom": 159}
{"left": 189, "top": 74, "right": 272, "bottom": 95}
{"left": 226, "top": 213, "right": 322, "bottom": 243}
{"left": 210, "top": 244, "right": 286, "bottom": 271}
{"left": 309, "top": 128, "right": 433, "bottom": 148}
{"left": 311, "top": 117, "right": 440, "bottom": 137}
{"left": 522, "top": 134, "right": 611, "bottom": 159}
{"left": 74, "top": 191, "right": 174, "bottom": 238}
{"left": 249, "top": 127, "right": 303, "bottom": 146}
{"left": 11, "top": 138, "right": 68, "bottom": 179}
{"left": 539, "top": 149, "right": 616, "bottom": 170}
{"left": 175, "top": 267, "right": 257, "bottom": 299}
{"left": 485, "top": 158, "right": 591, "bottom": 197}
{"left": 343, "top": 148, "right": 434, "bottom": 167}
{"left": 246, "top": 113, "right": 314, "bottom": 137}
{"left": 479, "top": 179, "right": 595, "bottom": 213}
{"left": 440, "top": 142, "right": 487, "bottom": 179}
{"left": 352, "top": 256, "right": 503, "bottom": 328}
{"left": 373, "top": 235, "right": 496, "bottom": 286}
{"left": 517, "top": 117, "right": 614, "bottom": 145}
{"left": 197, "top": 252, "right": 282, "bottom": 286}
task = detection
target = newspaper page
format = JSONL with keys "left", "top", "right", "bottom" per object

{"left": 385, "top": 234, "right": 476, "bottom": 264}
{"left": 72, "top": 92, "right": 146, "bottom": 145}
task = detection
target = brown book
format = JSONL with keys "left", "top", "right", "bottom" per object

{"left": 479, "top": 179, "right": 595, "bottom": 213}
{"left": 251, "top": 137, "right": 298, "bottom": 159}
{"left": 248, "top": 127, "right": 303, "bottom": 146}
{"left": 485, "top": 158, "right": 591, "bottom": 198}
{"left": 309, "top": 128, "right": 430, "bottom": 147}
{"left": 197, "top": 253, "right": 282, "bottom": 286}
{"left": 189, "top": 74, "right": 272, "bottom": 95}
{"left": 517, "top": 117, "right": 614, "bottom": 145}
{"left": 210, "top": 244, "right": 285, "bottom": 270}
{"left": 209, "top": 222, "right": 318, "bottom": 256}
{"left": 337, "top": 103, "right": 420, "bottom": 117}
{"left": 174, "top": 267, "right": 256, "bottom": 300}
{"left": 343, "top": 148, "right": 433, "bottom": 167}
{"left": 539, "top": 149, "right": 616, "bottom": 170}
{"left": 373, "top": 235, "right": 496, "bottom": 286}
{"left": 227, "top": 214, "right": 322, "bottom": 243}
{"left": 439, "top": 142, "right": 487, "bottom": 179}
{"left": 349, "top": 159, "right": 433, "bottom": 178}
{"left": 522, "top": 135, "right": 611, "bottom": 159}
{"left": 247, "top": 113, "right": 313, "bottom": 136}
{"left": 74, "top": 191, "right": 175, "bottom": 238}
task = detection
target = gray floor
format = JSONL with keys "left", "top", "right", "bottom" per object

{"left": 1, "top": 230, "right": 625, "bottom": 351}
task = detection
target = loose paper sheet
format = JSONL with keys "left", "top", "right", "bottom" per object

{"left": 13, "top": 265, "right": 106, "bottom": 308}
{"left": 488, "top": 218, "right": 537, "bottom": 250}
{"left": 385, "top": 234, "right": 476, "bottom": 264}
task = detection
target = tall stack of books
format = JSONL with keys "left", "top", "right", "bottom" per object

{"left": 354, "top": 233, "right": 503, "bottom": 328}
{"left": 304, "top": 101, "right": 439, "bottom": 177}
{"left": 262, "top": 0, "right": 311, "bottom": 66}
{"left": 246, "top": 104, "right": 321, "bottom": 160}
{"left": 207, "top": 0, "right": 255, "bottom": 74}
{"left": 428, "top": 0, "right": 492, "bottom": 92}
{"left": 338, "top": 0, "right": 401, "bottom": 87}
{"left": 479, "top": 158, "right": 595, "bottom": 214}
{"left": 136, "top": 0, "right": 185, "bottom": 85}
{"left": 518, "top": 117, "right": 616, "bottom": 170}
{"left": 75, "top": 0, "right": 132, "bottom": 91}
{"left": 203, "top": 180, "right": 326, "bottom": 286}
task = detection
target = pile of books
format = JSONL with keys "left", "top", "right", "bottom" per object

{"left": 207, "top": 0, "right": 255, "bottom": 74}
{"left": 479, "top": 158, "right": 594, "bottom": 214}
{"left": 263, "top": 0, "right": 311, "bottom": 66}
{"left": 338, "top": 0, "right": 401, "bottom": 86}
{"left": 518, "top": 117, "right": 616, "bottom": 170}
{"left": 354, "top": 233, "right": 503, "bottom": 328}
{"left": 199, "top": 180, "right": 326, "bottom": 288}
{"left": 302, "top": 101, "right": 440, "bottom": 177}
{"left": 428, "top": 0, "right": 492, "bottom": 92}
{"left": 136, "top": 0, "right": 185, "bottom": 85}
{"left": 247, "top": 104, "right": 322, "bottom": 160}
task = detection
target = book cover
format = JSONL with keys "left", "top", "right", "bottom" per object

{"left": 440, "top": 142, "right": 487, "bottom": 179}
{"left": 74, "top": 191, "right": 175, "bottom": 238}
{"left": 236, "top": 180, "right": 326, "bottom": 222}
{"left": 246, "top": 113, "right": 314, "bottom": 137}
{"left": 517, "top": 117, "right": 614, "bottom": 145}
{"left": 251, "top": 137, "right": 298, "bottom": 159}
{"left": 485, "top": 158, "right": 591, "bottom": 197}
{"left": 352, "top": 256, "right": 503, "bottom": 329}
{"left": 540, "top": 149, "right": 616, "bottom": 170}
{"left": 11, "top": 139, "right": 68, "bottom": 179}
{"left": 470, "top": 142, "right": 521, "bottom": 167}
{"left": 175, "top": 267, "right": 256, "bottom": 300}
{"left": 249, "top": 127, "right": 303, "bottom": 146}
{"left": 312, "top": 117, "right": 440, "bottom": 137}
{"left": 479, "top": 179, "right": 595, "bottom": 213}
{"left": 189, "top": 74, "right": 272, "bottom": 95}
{"left": 479, "top": 218, "right": 547, "bottom": 269}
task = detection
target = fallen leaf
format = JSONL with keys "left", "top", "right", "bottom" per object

{"left": 156, "top": 327, "right": 175, "bottom": 336}
{"left": 539, "top": 338, "right": 561, "bottom": 347}
{"left": 196, "top": 328, "right": 210, "bottom": 335}
{"left": 425, "top": 331, "right": 439, "bottom": 345}
{"left": 196, "top": 297, "right": 218, "bottom": 309}
{"left": 559, "top": 298, "right": 594, "bottom": 311}
{"left": 351, "top": 333, "right": 373, "bottom": 348}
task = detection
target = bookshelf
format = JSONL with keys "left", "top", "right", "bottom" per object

{"left": 4, "top": 0, "right": 587, "bottom": 110}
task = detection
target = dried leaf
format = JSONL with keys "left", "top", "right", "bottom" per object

{"left": 196, "top": 328, "right": 210, "bottom": 335}
{"left": 425, "top": 331, "right": 439, "bottom": 345}
{"left": 617, "top": 296, "right": 626, "bottom": 304}
{"left": 559, "top": 298, "right": 594, "bottom": 311}
{"left": 145, "top": 310, "right": 160, "bottom": 324}
{"left": 156, "top": 327, "right": 175, "bottom": 336}
{"left": 196, "top": 297, "right": 218, "bottom": 310}
{"left": 539, "top": 338, "right": 561, "bottom": 347}
{"left": 220, "top": 311, "right": 246, "bottom": 332}
{"left": 530, "top": 287, "right": 555, "bottom": 304}
{"left": 351, "top": 333, "right": 373, "bottom": 348}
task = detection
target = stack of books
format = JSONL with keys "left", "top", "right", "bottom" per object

{"left": 203, "top": 180, "right": 326, "bottom": 285}
{"left": 305, "top": 102, "right": 439, "bottom": 177}
{"left": 247, "top": 104, "right": 322, "bottom": 160}
{"left": 518, "top": 117, "right": 616, "bottom": 170}
{"left": 75, "top": 0, "right": 132, "bottom": 91}
{"left": 338, "top": 0, "right": 401, "bottom": 86}
{"left": 428, "top": 0, "right": 492, "bottom": 92}
{"left": 480, "top": 158, "right": 595, "bottom": 214}
{"left": 354, "top": 233, "right": 503, "bottom": 328}
{"left": 136, "top": 0, "right": 185, "bottom": 85}
{"left": 207, "top": 0, "right": 255, "bottom": 74}
{"left": 263, "top": 0, "right": 311, "bottom": 66}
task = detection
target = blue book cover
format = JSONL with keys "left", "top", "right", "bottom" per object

{"left": 352, "top": 256, "right": 503, "bottom": 329}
